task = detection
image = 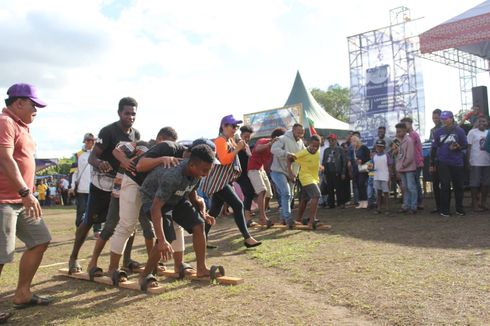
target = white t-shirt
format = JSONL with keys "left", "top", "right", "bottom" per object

{"left": 467, "top": 128, "right": 490, "bottom": 166}
{"left": 373, "top": 153, "right": 390, "bottom": 181}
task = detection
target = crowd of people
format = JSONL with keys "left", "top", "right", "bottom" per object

{"left": 1, "top": 82, "right": 489, "bottom": 323}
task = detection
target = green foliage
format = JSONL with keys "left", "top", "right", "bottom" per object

{"left": 311, "top": 84, "right": 350, "bottom": 122}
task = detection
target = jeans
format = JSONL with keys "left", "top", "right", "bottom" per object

{"left": 367, "top": 175, "right": 376, "bottom": 206}
{"left": 438, "top": 163, "right": 464, "bottom": 214}
{"left": 207, "top": 184, "right": 251, "bottom": 240}
{"left": 415, "top": 167, "right": 423, "bottom": 205}
{"left": 270, "top": 171, "right": 293, "bottom": 224}
{"left": 400, "top": 171, "right": 417, "bottom": 210}
{"left": 357, "top": 172, "right": 368, "bottom": 201}
{"left": 75, "top": 193, "right": 89, "bottom": 227}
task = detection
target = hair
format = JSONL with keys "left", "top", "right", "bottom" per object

{"left": 350, "top": 135, "right": 362, "bottom": 146}
{"left": 4, "top": 96, "right": 27, "bottom": 107}
{"left": 400, "top": 117, "right": 413, "bottom": 124}
{"left": 310, "top": 134, "right": 321, "bottom": 143}
{"left": 240, "top": 125, "right": 254, "bottom": 134}
{"left": 352, "top": 131, "right": 361, "bottom": 137}
{"left": 378, "top": 126, "right": 386, "bottom": 130}
{"left": 118, "top": 97, "right": 138, "bottom": 113}
{"left": 292, "top": 123, "right": 303, "bottom": 129}
{"left": 270, "top": 127, "right": 286, "bottom": 139}
{"left": 432, "top": 109, "right": 442, "bottom": 115}
{"left": 189, "top": 144, "right": 215, "bottom": 164}
{"left": 156, "top": 126, "right": 178, "bottom": 141}
{"left": 395, "top": 122, "right": 407, "bottom": 129}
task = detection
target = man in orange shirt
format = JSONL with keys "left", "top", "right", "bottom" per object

{"left": 0, "top": 84, "right": 52, "bottom": 317}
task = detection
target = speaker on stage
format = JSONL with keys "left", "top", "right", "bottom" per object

{"left": 472, "top": 86, "right": 489, "bottom": 117}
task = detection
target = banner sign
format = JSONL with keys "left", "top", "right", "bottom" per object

{"left": 243, "top": 104, "right": 303, "bottom": 138}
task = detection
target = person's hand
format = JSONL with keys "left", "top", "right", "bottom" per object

{"left": 319, "top": 165, "right": 325, "bottom": 172}
{"left": 202, "top": 212, "right": 216, "bottom": 226}
{"left": 287, "top": 153, "right": 296, "bottom": 162}
{"left": 22, "top": 194, "right": 42, "bottom": 219}
{"left": 450, "top": 142, "right": 460, "bottom": 151}
{"left": 236, "top": 140, "right": 246, "bottom": 151}
{"left": 120, "top": 157, "right": 137, "bottom": 172}
{"left": 68, "top": 189, "right": 75, "bottom": 197}
{"left": 156, "top": 239, "right": 174, "bottom": 261}
{"left": 98, "top": 160, "right": 113, "bottom": 173}
{"left": 288, "top": 172, "right": 296, "bottom": 183}
{"left": 160, "top": 156, "right": 182, "bottom": 168}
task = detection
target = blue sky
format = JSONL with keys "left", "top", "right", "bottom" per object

{"left": 0, "top": 0, "right": 487, "bottom": 158}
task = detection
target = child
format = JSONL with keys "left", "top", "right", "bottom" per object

{"left": 289, "top": 135, "right": 322, "bottom": 229}
{"left": 137, "top": 144, "right": 216, "bottom": 291}
{"left": 372, "top": 140, "right": 393, "bottom": 214}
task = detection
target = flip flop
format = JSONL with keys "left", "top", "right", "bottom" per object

{"left": 178, "top": 263, "right": 196, "bottom": 280}
{"left": 0, "top": 311, "right": 13, "bottom": 324}
{"left": 68, "top": 260, "right": 82, "bottom": 275}
{"left": 88, "top": 266, "right": 103, "bottom": 281}
{"left": 139, "top": 274, "right": 158, "bottom": 292}
{"left": 111, "top": 269, "right": 128, "bottom": 286}
{"left": 209, "top": 265, "right": 225, "bottom": 281}
{"left": 13, "top": 294, "right": 52, "bottom": 310}
{"left": 124, "top": 260, "right": 142, "bottom": 273}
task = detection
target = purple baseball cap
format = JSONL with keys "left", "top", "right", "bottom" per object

{"left": 7, "top": 83, "right": 47, "bottom": 108}
{"left": 440, "top": 110, "right": 454, "bottom": 120}
{"left": 220, "top": 114, "right": 243, "bottom": 126}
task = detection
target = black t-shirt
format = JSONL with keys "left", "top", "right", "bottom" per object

{"left": 237, "top": 149, "right": 249, "bottom": 181}
{"left": 129, "top": 141, "right": 186, "bottom": 185}
{"left": 95, "top": 121, "right": 140, "bottom": 177}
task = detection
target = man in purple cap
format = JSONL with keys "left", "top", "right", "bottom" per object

{"left": 431, "top": 110, "right": 468, "bottom": 217}
{"left": 0, "top": 83, "right": 52, "bottom": 313}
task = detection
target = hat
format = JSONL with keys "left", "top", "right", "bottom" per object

{"left": 7, "top": 83, "right": 47, "bottom": 108}
{"left": 83, "top": 133, "right": 95, "bottom": 142}
{"left": 440, "top": 111, "right": 454, "bottom": 120}
{"left": 190, "top": 138, "right": 215, "bottom": 151}
{"left": 327, "top": 133, "right": 337, "bottom": 140}
{"left": 220, "top": 114, "right": 243, "bottom": 126}
{"left": 375, "top": 139, "right": 386, "bottom": 147}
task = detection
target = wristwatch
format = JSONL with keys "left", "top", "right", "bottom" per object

{"left": 18, "top": 187, "right": 31, "bottom": 197}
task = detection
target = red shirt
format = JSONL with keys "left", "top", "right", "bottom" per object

{"left": 248, "top": 138, "right": 272, "bottom": 170}
{"left": 0, "top": 108, "right": 36, "bottom": 203}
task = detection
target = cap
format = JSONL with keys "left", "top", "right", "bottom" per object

{"left": 190, "top": 138, "right": 215, "bottom": 151}
{"left": 440, "top": 111, "right": 454, "bottom": 120}
{"left": 375, "top": 139, "right": 386, "bottom": 147}
{"left": 327, "top": 133, "right": 337, "bottom": 140}
{"left": 7, "top": 83, "right": 47, "bottom": 108}
{"left": 83, "top": 133, "right": 95, "bottom": 142}
{"left": 220, "top": 114, "right": 243, "bottom": 126}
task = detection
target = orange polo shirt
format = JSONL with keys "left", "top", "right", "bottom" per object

{"left": 0, "top": 108, "right": 36, "bottom": 203}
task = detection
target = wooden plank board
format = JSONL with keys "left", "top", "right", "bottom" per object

{"left": 58, "top": 268, "right": 166, "bottom": 294}
{"left": 252, "top": 223, "right": 332, "bottom": 231}
{"left": 159, "top": 270, "right": 244, "bottom": 285}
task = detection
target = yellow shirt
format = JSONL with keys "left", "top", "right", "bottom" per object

{"left": 295, "top": 149, "right": 320, "bottom": 186}
{"left": 37, "top": 184, "right": 48, "bottom": 200}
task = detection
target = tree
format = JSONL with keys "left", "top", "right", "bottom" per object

{"left": 311, "top": 84, "right": 350, "bottom": 122}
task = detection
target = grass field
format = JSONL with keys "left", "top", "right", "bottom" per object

{"left": 1, "top": 197, "right": 490, "bottom": 325}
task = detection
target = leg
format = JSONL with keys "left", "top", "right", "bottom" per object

{"left": 438, "top": 163, "right": 451, "bottom": 214}
{"left": 270, "top": 171, "right": 292, "bottom": 224}
{"left": 13, "top": 243, "right": 49, "bottom": 304}
{"left": 326, "top": 172, "right": 336, "bottom": 208}
{"left": 416, "top": 167, "right": 423, "bottom": 207}
{"left": 406, "top": 171, "right": 418, "bottom": 212}
{"left": 256, "top": 191, "right": 267, "bottom": 222}
{"left": 376, "top": 189, "right": 382, "bottom": 212}
{"left": 75, "top": 193, "right": 88, "bottom": 227}
{"left": 192, "top": 223, "right": 209, "bottom": 277}
{"left": 450, "top": 165, "right": 465, "bottom": 213}
{"left": 308, "top": 197, "right": 319, "bottom": 222}
{"left": 296, "top": 198, "right": 308, "bottom": 222}
{"left": 432, "top": 166, "right": 441, "bottom": 212}
{"left": 207, "top": 193, "right": 225, "bottom": 238}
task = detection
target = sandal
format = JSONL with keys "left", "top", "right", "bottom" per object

{"left": 88, "top": 266, "right": 103, "bottom": 281}
{"left": 124, "top": 260, "right": 142, "bottom": 273}
{"left": 178, "top": 263, "right": 196, "bottom": 280}
{"left": 209, "top": 265, "right": 225, "bottom": 281}
{"left": 68, "top": 260, "right": 82, "bottom": 275}
{"left": 13, "top": 294, "right": 52, "bottom": 310}
{"left": 111, "top": 269, "right": 128, "bottom": 286}
{"left": 139, "top": 274, "right": 158, "bottom": 292}
{"left": 0, "top": 311, "right": 13, "bottom": 324}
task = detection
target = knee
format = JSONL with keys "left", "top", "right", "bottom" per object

{"left": 99, "top": 229, "right": 113, "bottom": 241}
{"left": 193, "top": 223, "right": 204, "bottom": 233}
{"left": 32, "top": 241, "right": 50, "bottom": 254}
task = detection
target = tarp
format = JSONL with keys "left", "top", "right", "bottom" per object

{"left": 419, "top": 0, "right": 490, "bottom": 59}
{"left": 35, "top": 159, "right": 58, "bottom": 173}
{"left": 284, "top": 71, "right": 349, "bottom": 136}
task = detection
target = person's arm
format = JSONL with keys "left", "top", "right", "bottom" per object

{"left": 254, "top": 139, "right": 273, "bottom": 153}
{"left": 458, "top": 128, "right": 468, "bottom": 150}
{"left": 189, "top": 189, "right": 215, "bottom": 225}
{"left": 136, "top": 156, "right": 181, "bottom": 172}
{"left": 88, "top": 144, "right": 113, "bottom": 173}
{"left": 0, "top": 147, "right": 42, "bottom": 218}
{"left": 113, "top": 144, "right": 136, "bottom": 173}
{"left": 215, "top": 137, "right": 244, "bottom": 165}
{"left": 150, "top": 196, "right": 174, "bottom": 261}
{"left": 270, "top": 136, "right": 288, "bottom": 158}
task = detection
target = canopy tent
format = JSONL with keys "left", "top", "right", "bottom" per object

{"left": 419, "top": 1, "right": 490, "bottom": 59}
{"left": 284, "top": 71, "right": 349, "bottom": 137}
{"left": 35, "top": 158, "right": 58, "bottom": 173}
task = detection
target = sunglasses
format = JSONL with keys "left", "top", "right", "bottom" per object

{"left": 225, "top": 124, "right": 239, "bottom": 129}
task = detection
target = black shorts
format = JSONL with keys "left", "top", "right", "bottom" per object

{"left": 83, "top": 183, "right": 112, "bottom": 225}
{"left": 144, "top": 200, "right": 204, "bottom": 243}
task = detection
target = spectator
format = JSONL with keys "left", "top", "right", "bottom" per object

{"left": 235, "top": 125, "right": 256, "bottom": 226}
{"left": 466, "top": 116, "right": 490, "bottom": 211}
{"left": 350, "top": 135, "right": 370, "bottom": 209}
{"left": 372, "top": 140, "right": 393, "bottom": 214}
{"left": 36, "top": 179, "right": 48, "bottom": 207}
{"left": 322, "top": 134, "right": 347, "bottom": 209}
{"left": 429, "top": 109, "right": 442, "bottom": 213}
{"left": 396, "top": 122, "right": 417, "bottom": 214}
{"left": 431, "top": 111, "right": 468, "bottom": 217}
{"left": 401, "top": 117, "right": 424, "bottom": 209}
